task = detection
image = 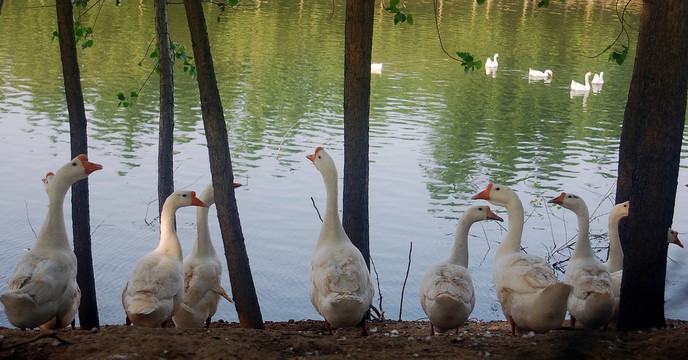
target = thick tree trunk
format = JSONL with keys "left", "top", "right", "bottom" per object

{"left": 155, "top": 0, "right": 175, "bottom": 217}
{"left": 615, "top": 0, "right": 688, "bottom": 330}
{"left": 183, "top": 0, "right": 264, "bottom": 329}
{"left": 342, "top": 0, "right": 374, "bottom": 268}
{"left": 56, "top": 0, "right": 99, "bottom": 330}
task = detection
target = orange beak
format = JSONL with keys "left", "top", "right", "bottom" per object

{"left": 674, "top": 235, "right": 684, "bottom": 248}
{"left": 306, "top": 147, "right": 324, "bottom": 163}
{"left": 190, "top": 191, "right": 209, "bottom": 208}
{"left": 78, "top": 154, "right": 103, "bottom": 175}
{"left": 472, "top": 183, "right": 493, "bottom": 200}
{"left": 548, "top": 192, "right": 566, "bottom": 205}
{"left": 233, "top": 183, "right": 242, "bottom": 188}
{"left": 485, "top": 206, "right": 504, "bottom": 222}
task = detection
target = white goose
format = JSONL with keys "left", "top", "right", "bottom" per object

{"left": 548, "top": 192, "right": 613, "bottom": 329}
{"left": 122, "top": 190, "right": 208, "bottom": 328}
{"left": 605, "top": 201, "right": 683, "bottom": 323}
{"left": 172, "top": 184, "right": 236, "bottom": 328}
{"left": 571, "top": 72, "right": 593, "bottom": 92}
{"left": 472, "top": 183, "right": 572, "bottom": 335}
{"left": 0, "top": 155, "right": 102, "bottom": 330}
{"left": 528, "top": 68, "right": 553, "bottom": 79}
{"left": 485, "top": 53, "right": 499, "bottom": 69}
{"left": 307, "top": 147, "right": 374, "bottom": 336}
{"left": 371, "top": 63, "right": 382, "bottom": 74}
{"left": 591, "top": 72, "right": 604, "bottom": 85}
{"left": 419, "top": 205, "right": 503, "bottom": 335}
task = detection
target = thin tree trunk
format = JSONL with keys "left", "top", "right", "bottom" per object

{"left": 615, "top": 0, "right": 688, "bottom": 330}
{"left": 183, "top": 0, "right": 264, "bottom": 329}
{"left": 56, "top": 0, "right": 99, "bottom": 330}
{"left": 342, "top": 0, "right": 374, "bottom": 268}
{"left": 155, "top": 0, "right": 175, "bottom": 216}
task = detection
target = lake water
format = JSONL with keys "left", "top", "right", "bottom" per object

{"left": 1, "top": 0, "right": 687, "bottom": 328}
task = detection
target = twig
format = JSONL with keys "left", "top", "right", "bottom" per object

{"left": 275, "top": 119, "right": 302, "bottom": 159}
{"left": 1, "top": 331, "right": 71, "bottom": 351}
{"left": 310, "top": 197, "right": 323, "bottom": 222}
{"left": 398, "top": 241, "right": 412, "bottom": 321}
{"left": 25, "top": 201, "right": 37, "bottom": 239}
{"left": 370, "top": 256, "right": 385, "bottom": 321}
{"left": 433, "top": 0, "right": 460, "bottom": 61}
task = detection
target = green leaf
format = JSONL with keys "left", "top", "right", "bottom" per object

{"left": 407, "top": 14, "right": 414, "bottom": 25}
{"left": 117, "top": 92, "right": 125, "bottom": 101}
{"left": 130, "top": 92, "right": 138, "bottom": 98}
{"left": 476, "top": 0, "right": 486, "bottom": 4}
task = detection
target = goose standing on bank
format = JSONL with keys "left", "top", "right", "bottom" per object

{"left": 122, "top": 190, "right": 208, "bottom": 328}
{"left": 307, "top": 147, "right": 374, "bottom": 336}
{"left": 605, "top": 201, "right": 683, "bottom": 323}
{"left": 172, "top": 184, "right": 237, "bottom": 328}
{"left": 419, "top": 206, "right": 503, "bottom": 335}
{"left": 548, "top": 192, "right": 613, "bottom": 329}
{"left": 472, "top": 183, "right": 572, "bottom": 335}
{"left": 0, "top": 155, "right": 102, "bottom": 330}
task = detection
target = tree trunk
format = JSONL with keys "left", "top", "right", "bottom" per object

{"left": 342, "top": 0, "right": 374, "bottom": 268}
{"left": 183, "top": 0, "right": 264, "bottom": 329}
{"left": 155, "top": 0, "right": 175, "bottom": 217}
{"left": 56, "top": 0, "right": 99, "bottom": 330}
{"left": 615, "top": 0, "right": 688, "bottom": 330}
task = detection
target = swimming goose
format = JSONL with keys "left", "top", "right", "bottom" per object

{"left": 485, "top": 54, "right": 499, "bottom": 69}
{"left": 472, "top": 183, "right": 572, "bottom": 335}
{"left": 528, "top": 68, "right": 553, "bottom": 79}
{"left": 0, "top": 155, "right": 102, "bottom": 330}
{"left": 419, "top": 205, "right": 503, "bottom": 335}
{"left": 591, "top": 72, "right": 604, "bottom": 85}
{"left": 172, "top": 184, "right": 237, "bottom": 328}
{"left": 122, "top": 190, "right": 208, "bottom": 328}
{"left": 549, "top": 192, "right": 613, "bottom": 329}
{"left": 307, "top": 147, "right": 374, "bottom": 336}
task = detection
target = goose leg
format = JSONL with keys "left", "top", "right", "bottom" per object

{"left": 359, "top": 316, "right": 368, "bottom": 337}
{"left": 570, "top": 315, "right": 576, "bottom": 329}
{"left": 325, "top": 320, "right": 333, "bottom": 335}
{"left": 509, "top": 316, "right": 516, "bottom": 336}
{"left": 125, "top": 316, "right": 131, "bottom": 326}
{"left": 205, "top": 317, "right": 211, "bottom": 328}
{"left": 430, "top": 323, "right": 435, "bottom": 336}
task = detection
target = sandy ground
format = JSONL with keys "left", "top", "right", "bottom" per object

{"left": 1, "top": 319, "right": 687, "bottom": 359}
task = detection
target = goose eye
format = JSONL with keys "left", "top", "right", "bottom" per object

{"left": 495, "top": 187, "right": 500, "bottom": 191}
{"left": 72, "top": 162, "right": 77, "bottom": 167}
{"left": 478, "top": 207, "right": 483, "bottom": 211}
{"left": 182, "top": 194, "right": 187, "bottom": 197}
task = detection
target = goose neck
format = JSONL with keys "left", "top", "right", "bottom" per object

{"left": 158, "top": 203, "right": 183, "bottom": 260}
{"left": 317, "top": 165, "right": 346, "bottom": 245}
{"left": 448, "top": 217, "right": 471, "bottom": 267}
{"left": 192, "top": 206, "right": 216, "bottom": 258}
{"left": 571, "top": 205, "right": 594, "bottom": 258}
{"left": 36, "top": 178, "right": 71, "bottom": 249}
{"left": 496, "top": 197, "right": 525, "bottom": 257}
{"left": 606, "top": 216, "right": 624, "bottom": 272}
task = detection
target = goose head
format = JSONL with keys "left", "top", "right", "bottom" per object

{"left": 545, "top": 70, "right": 553, "bottom": 77}
{"left": 610, "top": 201, "right": 629, "bottom": 221}
{"left": 54, "top": 154, "right": 103, "bottom": 185}
{"left": 547, "top": 192, "right": 586, "bottom": 212}
{"left": 42, "top": 172, "right": 55, "bottom": 195}
{"left": 198, "top": 183, "right": 243, "bottom": 207}
{"left": 467, "top": 205, "right": 504, "bottom": 223}
{"left": 163, "top": 190, "right": 209, "bottom": 210}
{"left": 668, "top": 229, "right": 684, "bottom": 248}
{"left": 471, "top": 183, "right": 516, "bottom": 208}
{"left": 307, "top": 146, "right": 337, "bottom": 179}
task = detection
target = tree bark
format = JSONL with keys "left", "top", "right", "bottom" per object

{"left": 342, "top": 0, "right": 375, "bottom": 268}
{"left": 155, "top": 0, "right": 175, "bottom": 217}
{"left": 183, "top": 0, "right": 264, "bottom": 329}
{"left": 615, "top": 0, "right": 688, "bottom": 330}
{"left": 56, "top": 0, "right": 99, "bottom": 330}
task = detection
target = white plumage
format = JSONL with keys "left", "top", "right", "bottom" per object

{"left": 122, "top": 190, "right": 208, "bottom": 328}
{"left": 0, "top": 155, "right": 102, "bottom": 330}
{"left": 419, "top": 205, "right": 503, "bottom": 335}
{"left": 172, "top": 184, "right": 235, "bottom": 328}
{"left": 549, "top": 192, "right": 613, "bottom": 329}
{"left": 472, "top": 183, "right": 571, "bottom": 335}
{"left": 307, "top": 147, "right": 374, "bottom": 336}
{"left": 571, "top": 71, "right": 594, "bottom": 91}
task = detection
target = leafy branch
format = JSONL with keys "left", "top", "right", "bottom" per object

{"left": 384, "top": 0, "right": 413, "bottom": 25}
{"left": 117, "top": 39, "right": 197, "bottom": 108}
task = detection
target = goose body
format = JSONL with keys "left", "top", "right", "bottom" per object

{"left": 528, "top": 68, "right": 553, "bottom": 79}
{"left": 472, "top": 183, "right": 572, "bottom": 335}
{"left": 419, "top": 206, "right": 503, "bottom": 335}
{"left": 571, "top": 72, "right": 594, "bottom": 91}
{"left": 605, "top": 201, "right": 683, "bottom": 322}
{"left": 172, "top": 185, "right": 237, "bottom": 328}
{"left": 591, "top": 72, "right": 604, "bottom": 85}
{"left": 549, "top": 192, "right": 613, "bottom": 329}
{"left": 371, "top": 63, "right": 382, "bottom": 74}
{"left": 307, "top": 147, "right": 374, "bottom": 335}
{"left": 485, "top": 54, "right": 499, "bottom": 69}
{"left": 0, "top": 155, "right": 102, "bottom": 330}
{"left": 122, "top": 190, "right": 208, "bottom": 328}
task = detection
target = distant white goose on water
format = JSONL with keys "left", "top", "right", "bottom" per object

{"left": 172, "top": 184, "right": 238, "bottom": 329}
{"left": 528, "top": 68, "right": 553, "bottom": 79}
{"left": 591, "top": 72, "right": 604, "bottom": 85}
{"left": 419, "top": 205, "right": 503, "bottom": 335}
{"left": 0, "top": 155, "right": 102, "bottom": 330}
{"left": 548, "top": 192, "right": 613, "bottom": 329}
{"left": 371, "top": 63, "right": 382, "bottom": 74}
{"left": 122, "top": 190, "right": 208, "bottom": 328}
{"left": 472, "top": 183, "right": 572, "bottom": 335}
{"left": 485, "top": 53, "right": 499, "bottom": 69}
{"left": 307, "top": 146, "right": 374, "bottom": 336}
{"left": 571, "top": 71, "right": 594, "bottom": 91}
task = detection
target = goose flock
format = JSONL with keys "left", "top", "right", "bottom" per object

{"left": 0, "top": 149, "right": 683, "bottom": 336}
